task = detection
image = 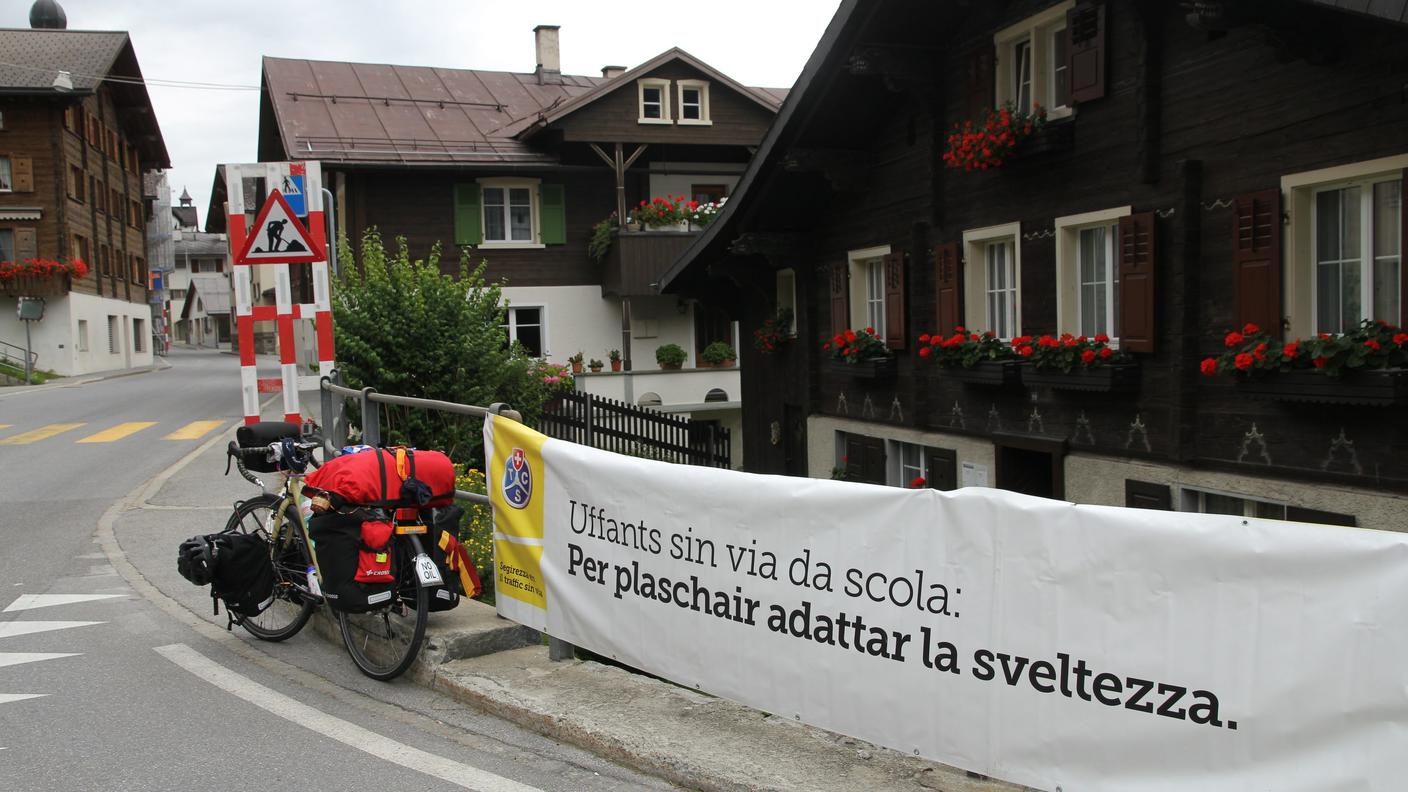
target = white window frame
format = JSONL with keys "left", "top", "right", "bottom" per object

{"left": 962, "top": 222, "right": 1022, "bottom": 339}
{"left": 0, "top": 156, "right": 11, "bottom": 193}
{"left": 133, "top": 318, "right": 145, "bottom": 353}
{"left": 504, "top": 304, "right": 547, "bottom": 357}
{"left": 776, "top": 268, "right": 798, "bottom": 336}
{"left": 638, "top": 79, "right": 672, "bottom": 125}
{"left": 1055, "top": 206, "right": 1130, "bottom": 342}
{"left": 994, "top": 1, "right": 1074, "bottom": 120}
{"left": 1177, "top": 485, "right": 1288, "bottom": 521}
{"left": 887, "top": 440, "right": 929, "bottom": 488}
{"left": 1283, "top": 153, "right": 1408, "bottom": 338}
{"left": 1309, "top": 178, "right": 1400, "bottom": 334}
{"left": 847, "top": 245, "right": 890, "bottom": 334}
{"left": 676, "top": 80, "right": 712, "bottom": 126}
{"left": 476, "top": 177, "right": 544, "bottom": 249}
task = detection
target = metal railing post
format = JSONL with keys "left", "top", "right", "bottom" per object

{"left": 361, "top": 386, "right": 381, "bottom": 446}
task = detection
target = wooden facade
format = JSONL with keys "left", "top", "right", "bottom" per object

{"left": 664, "top": 0, "right": 1408, "bottom": 529}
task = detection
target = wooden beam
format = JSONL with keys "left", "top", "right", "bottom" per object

{"left": 727, "top": 232, "right": 806, "bottom": 260}
{"left": 780, "top": 148, "right": 872, "bottom": 191}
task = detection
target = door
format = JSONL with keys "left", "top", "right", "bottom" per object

{"left": 995, "top": 443, "right": 1064, "bottom": 499}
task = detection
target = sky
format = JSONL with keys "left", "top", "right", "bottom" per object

{"left": 8, "top": 1, "right": 842, "bottom": 228}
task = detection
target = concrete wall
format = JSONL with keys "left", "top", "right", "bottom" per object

{"left": 0, "top": 291, "right": 153, "bottom": 376}
{"left": 501, "top": 284, "right": 621, "bottom": 365}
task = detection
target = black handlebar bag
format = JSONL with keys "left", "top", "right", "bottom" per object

{"left": 235, "top": 422, "right": 302, "bottom": 473}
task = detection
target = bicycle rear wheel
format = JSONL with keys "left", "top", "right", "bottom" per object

{"left": 336, "top": 543, "right": 428, "bottom": 680}
{"left": 225, "top": 494, "right": 316, "bottom": 642}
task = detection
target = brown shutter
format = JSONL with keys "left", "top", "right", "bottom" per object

{"left": 1232, "top": 189, "right": 1283, "bottom": 337}
{"left": 965, "top": 45, "right": 995, "bottom": 120}
{"left": 1125, "top": 480, "right": 1171, "bottom": 510}
{"left": 883, "top": 251, "right": 906, "bottom": 349}
{"left": 1118, "top": 211, "right": 1157, "bottom": 353}
{"left": 1068, "top": 2, "right": 1107, "bottom": 104}
{"left": 12, "top": 157, "right": 33, "bottom": 192}
{"left": 829, "top": 260, "right": 850, "bottom": 336}
{"left": 934, "top": 243, "right": 963, "bottom": 336}
{"left": 925, "top": 447, "right": 957, "bottom": 491}
{"left": 14, "top": 227, "right": 37, "bottom": 261}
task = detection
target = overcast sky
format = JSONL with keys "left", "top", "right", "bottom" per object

{"left": 10, "top": 1, "right": 841, "bottom": 227}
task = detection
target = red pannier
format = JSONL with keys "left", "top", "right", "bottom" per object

{"left": 304, "top": 447, "right": 456, "bottom": 510}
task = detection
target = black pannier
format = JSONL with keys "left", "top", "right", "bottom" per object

{"left": 234, "top": 421, "right": 302, "bottom": 472}
{"left": 308, "top": 511, "right": 396, "bottom": 614}
{"left": 177, "top": 531, "right": 275, "bottom": 623}
{"left": 415, "top": 505, "right": 464, "bottom": 612}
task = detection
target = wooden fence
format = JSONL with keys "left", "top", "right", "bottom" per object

{"left": 539, "top": 391, "right": 731, "bottom": 468}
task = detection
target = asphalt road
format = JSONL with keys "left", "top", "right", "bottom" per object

{"left": 0, "top": 348, "right": 678, "bottom": 792}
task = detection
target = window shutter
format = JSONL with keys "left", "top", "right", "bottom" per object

{"left": 1067, "top": 2, "right": 1107, "bottom": 104}
{"left": 925, "top": 447, "right": 957, "bottom": 491}
{"left": 883, "top": 251, "right": 906, "bottom": 349}
{"left": 1118, "top": 211, "right": 1157, "bottom": 353}
{"left": 15, "top": 227, "right": 37, "bottom": 261}
{"left": 12, "top": 157, "right": 33, "bottom": 192}
{"left": 453, "top": 183, "right": 482, "bottom": 246}
{"left": 1401, "top": 170, "right": 1407, "bottom": 326}
{"left": 539, "top": 183, "right": 566, "bottom": 245}
{"left": 830, "top": 260, "right": 850, "bottom": 336}
{"left": 1285, "top": 505, "right": 1356, "bottom": 527}
{"left": 1232, "top": 189, "right": 1283, "bottom": 337}
{"left": 965, "top": 45, "right": 996, "bottom": 119}
{"left": 934, "top": 243, "right": 963, "bottom": 336}
{"left": 1124, "top": 479, "right": 1171, "bottom": 510}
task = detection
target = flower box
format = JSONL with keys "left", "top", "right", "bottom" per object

{"left": 1013, "top": 119, "right": 1074, "bottom": 159}
{"left": 1235, "top": 368, "right": 1408, "bottom": 406}
{"left": 1021, "top": 362, "right": 1141, "bottom": 393}
{"left": 942, "top": 360, "right": 1022, "bottom": 387}
{"left": 0, "top": 275, "right": 68, "bottom": 297}
{"left": 832, "top": 357, "right": 896, "bottom": 380}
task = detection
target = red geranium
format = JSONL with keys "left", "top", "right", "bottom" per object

{"left": 1200, "top": 358, "right": 1218, "bottom": 375}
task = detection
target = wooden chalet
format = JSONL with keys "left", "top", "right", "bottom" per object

{"left": 0, "top": 4, "right": 170, "bottom": 375}
{"left": 225, "top": 28, "right": 783, "bottom": 455}
{"left": 662, "top": 0, "right": 1408, "bottom": 530}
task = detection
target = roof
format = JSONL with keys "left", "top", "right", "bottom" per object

{"left": 174, "top": 232, "right": 226, "bottom": 257}
{"left": 1305, "top": 0, "right": 1408, "bottom": 24}
{"left": 184, "top": 274, "right": 231, "bottom": 315}
{"left": 172, "top": 204, "right": 198, "bottom": 230}
{"left": 259, "top": 56, "right": 606, "bottom": 165}
{"left": 517, "top": 47, "right": 784, "bottom": 138}
{"left": 0, "top": 28, "right": 171, "bottom": 168}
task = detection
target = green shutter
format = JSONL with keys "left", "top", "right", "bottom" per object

{"left": 540, "top": 184, "right": 566, "bottom": 245}
{"left": 454, "top": 184, "right": 482, "bottom": 246}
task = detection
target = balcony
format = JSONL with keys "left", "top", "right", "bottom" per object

{"left": 601, "top": 228, "right": 701, "bottom": 298}
{"left": 0, "top": 275, "right": 68, "bottom": 298}
{"left": 575, "top": 364, "right": 740, "bottom": 412}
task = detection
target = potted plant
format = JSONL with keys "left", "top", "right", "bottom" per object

{"left": 1014, "top": 333, "right": 1139, "bottom": 392}
{"left": 753, "top": 307, "right": 794, "bottom": 355}
{"left": 824, "top": 327, "right": 895, "bottom": 378}
{"left": 588, "top": 358, "right": 604, "bottom": 373}
{"left": 0, "top": 257, "right": 89, "bottom": 297}
{"left": 684, "top": 197, "right": 727, "bottom": 229}
{"left": 634, "top": 196, "right": 690, "bottom": 231}
{"left": 701, "top": 341, "right": 737, "bottom": 368}
{"left": 588, "top": 215, "right": 616, "bottom": 263}
{"left": 609, "top": 349, "right": 622, "bottom": 372}
{"left": 1200, "top": 321, "right": 1408, "bottom": 406}
{"left": 568, "top": 351, "right": 584, "bottom": 374}
{"left": 917, "top": 326, "right": 1021, "bottom": 387}
{"left": 655, "top": 343, "right": 687, "bottom": 370}
{"left": 942, "top": 102, "right": 1047, "bottom": 172}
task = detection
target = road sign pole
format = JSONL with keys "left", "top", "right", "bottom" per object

{"left": 23, "top": 319, "right": 33, "bottom": 385}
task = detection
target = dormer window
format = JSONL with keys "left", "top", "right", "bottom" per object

{"left": 677, "top": 80, "right": 711, "bottom": 125}
{"left": 638, "top": 79, "right": 671, "bottom": 124}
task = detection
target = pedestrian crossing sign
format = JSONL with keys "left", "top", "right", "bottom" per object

{"left": 233, "top": 189, "right": 325, "bottom": 265}
{"left": 281, "top": 163, "right": 307, "bottom": 217}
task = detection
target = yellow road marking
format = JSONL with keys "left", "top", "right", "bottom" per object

{"left": 164, "top": 420, "right": 225, "bottom": 441}
{"left": 0, "top": 423, "right": 86, "bottom": 446}
{"left": 77, "top": 422, "right": 157, "bottom": 444}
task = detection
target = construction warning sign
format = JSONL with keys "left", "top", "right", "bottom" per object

{"left": 233, "top": 189, "right": 325, "bottom": 265}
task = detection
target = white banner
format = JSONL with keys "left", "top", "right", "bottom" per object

{"left": 484, "top": 416, "right": 1408, "bottom": 791}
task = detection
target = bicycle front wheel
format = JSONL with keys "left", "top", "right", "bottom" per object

{"left": 336, "top": 546, "right": 428, "bottom": 680}
{"left": 225, "top": 494, "right": 316, "bottom": 642}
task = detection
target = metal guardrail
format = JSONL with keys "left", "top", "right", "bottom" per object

{"left": 0, "top": 339, "right": 37, "bottom": 369}
{"left": 315, "top": 372, "right": 575, "bottom": 659}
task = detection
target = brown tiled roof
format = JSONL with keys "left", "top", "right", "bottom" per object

{"left": 261, "top": 57, "right": 606, "bottom": 165}
{"left": 0, "top": 28, "right": 126, "bottom": 92}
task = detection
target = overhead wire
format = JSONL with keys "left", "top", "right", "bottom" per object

{"left": 0, "top": 59, "right": 260, "bottom": 91}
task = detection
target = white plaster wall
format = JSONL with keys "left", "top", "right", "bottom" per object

{"left": 630, "top": 294, "right": 696, "bottom": 368}
{"left": 806, "top": 416, "right": 997, "bottom": 485}
{"left": 1065, "top": 453, "right": 1408, "bottom": 534}
{"left": 0, "top": 292, "right": 153, "bottom": 376}
{"left": 501, "top": 285, "right": 622, "bottom": 365}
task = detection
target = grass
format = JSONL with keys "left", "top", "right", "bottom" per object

{"left": 0, "top": 360, "right": 55, "bottom": 384}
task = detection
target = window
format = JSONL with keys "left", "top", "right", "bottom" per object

{"left": 72, "top": 234, "right": 88, "bottom": 264}
{"left": 133, "top": 318, "right": 145, "bottom": 352}
{"left": 69, "top": 165, "right": 84, "bottom": 202}
{"left": 895, "top": 442, "right": 928, "bottom": 488}
{"left": 100, "top": 244, "right": 109, "bottom": 276}
{"left": 638, "top": 79, "right": 671, "bottom": 124}
{"left": 776, "top": 269, "right": 797, "bottom": 336}
{"left": 0, "top": 229, "right": 12, "bottom": 261}
{"left": 963, "top": 223, "right": 1022, "bottom": 338}
{"left": 77, "top": 319, "right": 89, "bottom": 352}
{"left": 692, "top": 184, "right": 727, "bottom": 204}
{"left": 111, "top": 188, "right": 123, "bottom": 221}
{"left": 175, "top": 257, "right": 186, "bottom": 269}
{"left": 677, "top": 80, "right": 711, "bottom": 125}
{"left": 1283, "top": 156, "right": 1408, "bottom": 336}
{"left": 484, "top": 185, "right": 533, "bottom": 243}
{"left": 64, "top": 107, "right": 77, "bottom": 134}
{"left": 1180, "top": 487, "right": 1287, "bottom": 520}
{"left": 0, "top": 156, "right": 11, "bottom": 192}
{"left": 94, "top": 179, "right": 105, "bottom": 213}
{"left": 504, "top": 306, "right": 544, "bottom": 357}
{"left": 107, "top": 315, "right": 118, "bottom": 354}
{"left": 1055, "top": 206, "right": 1130, "bottom": 341}
{"left": 846, "top": 245, "right": 890, "bottom": 334}
{"left": 170, "top": 288, "right": 186, "bottom": 301}
{"left": 994, "top": 1, "right": 1074, "bottom": 118}
{"left": 130, "top": 199, "right": 142, "bottom": 228}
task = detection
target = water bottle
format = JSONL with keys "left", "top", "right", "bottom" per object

{"left": 306, "top": 565, "right": 322, "bottom": 597}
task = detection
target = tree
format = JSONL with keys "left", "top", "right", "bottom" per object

{"left": 332, "top": 230, "right": 552, "bottom": 465}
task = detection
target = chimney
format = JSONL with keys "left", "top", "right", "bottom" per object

{"left": 534, "top": 25, "right": 561, "bottom": 85}
{"left": 601, "top": 65, "right": 626, "bottom": 79}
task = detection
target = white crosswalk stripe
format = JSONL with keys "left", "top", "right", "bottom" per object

{"left": 0, "top": 621, "right": 104, "bottom": 639}
{"left": 0, "top": 652, "right": 80, "bottom": 669}
{"left": 3, "top": 594, "right": 124, "bottom": 612}
{"left": 0, "top": 693, "right": 47, "bottom": 704}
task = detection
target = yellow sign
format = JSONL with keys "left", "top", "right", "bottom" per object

{"left": 487, "top": 417, "right": 548, "bottom": 609}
